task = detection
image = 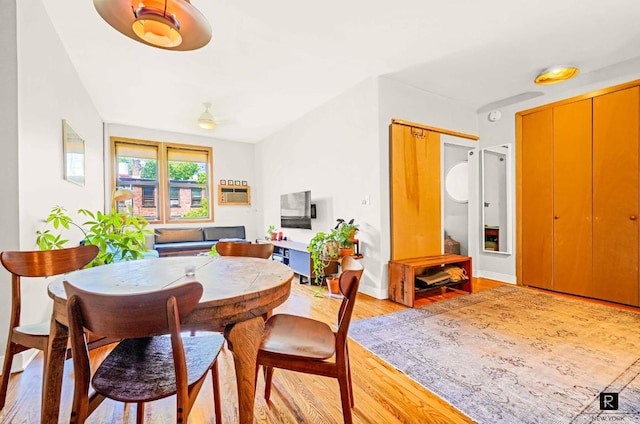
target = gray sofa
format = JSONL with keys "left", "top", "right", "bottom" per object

{"left": 154, "top": 226, "right": 247, "bottom": 257}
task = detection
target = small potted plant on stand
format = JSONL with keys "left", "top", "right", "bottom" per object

{"left": 335, "top": 219, "right": 359, "bottom": 257}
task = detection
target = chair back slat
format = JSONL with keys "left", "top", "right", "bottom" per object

{"left": 1, "top": 245, "right": 99, "bottom": 278}
{"left": 63, "top": 281, "right": 203, "bottom": 338}
{"left": 215, "top": 241, "right": 274, "bottom": 259}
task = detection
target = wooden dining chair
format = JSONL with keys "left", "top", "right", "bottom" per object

{"left": 64, "top": 280, "right": 225, "bottom": 424}
{"left": 257, "top": 256, "right": 364, "bottom": 424}
{"left": 215, "top": 241, "right": 274, "bottom": 259}
{"left": 0, "top": 244, "right": 99, "bottom": 410}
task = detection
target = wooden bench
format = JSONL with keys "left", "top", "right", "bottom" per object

{"left": 388, "top": 254, "right": 472, "bottom": 307}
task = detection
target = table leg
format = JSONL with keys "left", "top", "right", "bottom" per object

{"left": 41, "top": 315, "right": 68, "bottom": 424}
{"left": 224, "top": 316, "right": 265, "bottom": 424}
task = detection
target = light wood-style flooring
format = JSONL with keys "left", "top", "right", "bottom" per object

{"left": 1, "top": 277, "right": 634, "bottom": 423}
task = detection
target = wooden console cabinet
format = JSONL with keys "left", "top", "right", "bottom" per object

{"left": 271, "top": 240, "right": 338, "bottom": 283}
{"left": 388, "top": 254, "right": 472, "bottom": 307}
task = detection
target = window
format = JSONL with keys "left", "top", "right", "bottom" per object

{"left": 169, "top": 187, "right": 180, "bottom": 207}
{"left": 141, "top": 186, "right": 156, "bottom": 208}
{"left": 112, "top": 138, "right": 213, "bottom": 223}
{"left": 191, "top": 188, "right": 202, "bottom": 207}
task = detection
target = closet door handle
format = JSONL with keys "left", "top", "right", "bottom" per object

{"left": 554, "top": 216, "right": 559, "bottom": 220}
{"left": 631, "top": 215, "right": 638, "bottom": 221}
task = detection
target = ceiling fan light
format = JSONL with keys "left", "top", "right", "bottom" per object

{"left": 198, "top": 103, "right": 216, "bottom": 129}
{"left": 113, "top": 188, "right": 134, "bottom": 202}
{"left": 534, "top": 66, "right": 579, "bottom": 85}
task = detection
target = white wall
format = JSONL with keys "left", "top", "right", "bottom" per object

{"left": 476, "top": 61, "right": 640, "bottom": 283}
{"left": 255, "top": 78, "right": 380, "bottom": 296}
{"left": 0, "top": 0, "right": 20, "bottom": 365}
{"left": 0, "top": 0, "right": 104, "bottom": 358}
{"left": 256, "top": 76, "right": 479, "bottom": 299}
{"left": 106, "top": 124, "right": 259, "bottom": 239}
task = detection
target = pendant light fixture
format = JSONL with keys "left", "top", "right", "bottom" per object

{"left": 534, "top": 65, "right": 579, "bottom": 85}
{"left": 93, "top": 0, "right": 212, "bottom": 51}
{"left": 198, "top": 102, "right": 216, "bottom": 130}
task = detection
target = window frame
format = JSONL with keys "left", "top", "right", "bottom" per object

{"left": 110, "top": 137, "right": 214, "bottom": 224}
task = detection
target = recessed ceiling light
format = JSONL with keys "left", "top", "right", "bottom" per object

{"left": 534, "top": 66, "right": 579, "bottom": 85}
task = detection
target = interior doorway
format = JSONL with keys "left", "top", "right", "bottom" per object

{"left": 442, "top": 139, "right": 474, "bottom": 256}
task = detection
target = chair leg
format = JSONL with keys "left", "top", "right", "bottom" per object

{"left": 211, "top": 361, "right": 222, "bottom": 424}
{"left": 346, "top": 345, "right": 354, "bottom": 407}
{"left": 338, "top": 373, "right": 353, "bottom": 424}
{"left": 263, "top": 366, "right": 274, "bottom": 401}
{"left": 0, "top": 341, "right": 17, "bottom": 409}
{"left": 136, "top": 402, "right": 145, "bottom": 424}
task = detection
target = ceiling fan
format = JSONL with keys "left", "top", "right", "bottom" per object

{"left": 197, "top": 102, "right": 235, "bottom": 130}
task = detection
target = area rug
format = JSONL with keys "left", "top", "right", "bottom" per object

{"left": 350, "top": 285, "right": 640, "bottom": 423}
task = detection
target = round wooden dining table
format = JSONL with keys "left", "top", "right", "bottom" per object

{"left": 44, "top": 255, "right": 294, "bottom": 424}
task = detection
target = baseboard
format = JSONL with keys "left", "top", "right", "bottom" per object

{"left": 476, "top": 270, "right": 516, "bottom": 284}
{"left": 0, "top": 349, "right": 38, "bottom": 375}
{"left": 359, "top": 283, "right": 387, "bottom": 300}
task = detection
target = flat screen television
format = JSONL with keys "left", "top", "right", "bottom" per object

{"left": 280, "top": 190, "right": 312, "bottom": 229}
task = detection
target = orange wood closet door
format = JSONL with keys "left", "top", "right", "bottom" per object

{"left": 593, "top": 86, "right": 640, "bottom": 306}
{"left": 552, "top": 99, "right": 593, "bottom": 296}
{"left": 521, "top": 108, "right": 554, "bottom": 289}
{"left": 390, "top": 123, "right": 441, "bottom": 260}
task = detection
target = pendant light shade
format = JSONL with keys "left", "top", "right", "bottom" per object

{"left": 93, "top": 0, "right": 212, "bottom": 51}
{"left": 534, "top": 66, "right": 579, "bottom": 85}
{"left": 198, "top": 102, "right": 216, "bottom": 130}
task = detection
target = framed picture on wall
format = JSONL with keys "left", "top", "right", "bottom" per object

{"left": 242, "top": 180, "right": 247, "bottom": 186}
{"left": 220, "top": 179, "right": 226, "bottom": 185}
{"left": 62, "top": 120, "right": 85, "bottom": 186}
{"left": 234, "top": 180, "right": 241, "bottom": 185}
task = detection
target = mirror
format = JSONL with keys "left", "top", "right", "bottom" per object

{"left": 481, "top": 145, "right": 511, "bottom": 254}
{"left": 63, "top": 120, "right": 85, "bottom": 186}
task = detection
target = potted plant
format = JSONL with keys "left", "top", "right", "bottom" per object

{"left": 334, "top": 219, "right": 359, "bottom": 257}
{"left": 35, "top": 205, "right": 152, "bottom": 267}
{"left": 265, "top": 224, "right": 278, "bottom": 241}
{"left": 326, "top": 271, "right": 341, "bottom": 296}
{"left": 308, "top": 231, "right": 340, "bottom": 286}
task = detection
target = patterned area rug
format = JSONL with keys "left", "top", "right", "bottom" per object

{"left": 350, "top": 285, "right": 640, "bottom": 423}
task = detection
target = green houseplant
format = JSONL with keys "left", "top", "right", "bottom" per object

{"left": 265, "top": 224, "right": 277, "bottom": 241}
{"left": 36, "top": 205, "right": 152, "bottom": 267}
{"left": 334, "top": 218, "right": 359, "bottom": 256}
{"left": 308, "top": 231, "right": 339, "bottom": 286}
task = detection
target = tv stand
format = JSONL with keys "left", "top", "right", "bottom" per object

{"left": 271, "top": 240, "right": 338, "bottom": 283}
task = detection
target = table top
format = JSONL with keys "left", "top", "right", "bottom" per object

{"left": 47, "top": 255, "right": 294, "bottom": 328}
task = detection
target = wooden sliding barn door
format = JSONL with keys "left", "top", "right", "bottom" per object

{"left": 390, "top": 123, "right": 441, "bottom": 260}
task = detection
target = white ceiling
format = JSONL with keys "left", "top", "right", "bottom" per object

{"left": 42, "top": 0, "right": 640, "bottom": 143}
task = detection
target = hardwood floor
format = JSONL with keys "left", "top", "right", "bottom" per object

{"left": 1, "top": 279, "right": 483, "bottom": 424}
{"left": 2, "top": 277, "right": 631, "bottom": 423}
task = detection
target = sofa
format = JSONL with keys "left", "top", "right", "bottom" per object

{"left": 154, "top": 226, "right": 248, "bottom": 257}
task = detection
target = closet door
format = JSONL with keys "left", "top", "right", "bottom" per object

{"left": 552, "top": 99, "right": 593, "bottom": 296}
{"left": 521, "top": 108, "right": 553, "bottom": 289}
{"left": 390, "top": 123, "right": 441, "bottom": 260}
{"left": 593, "top": 87, "right": 640, "bottom": 306}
